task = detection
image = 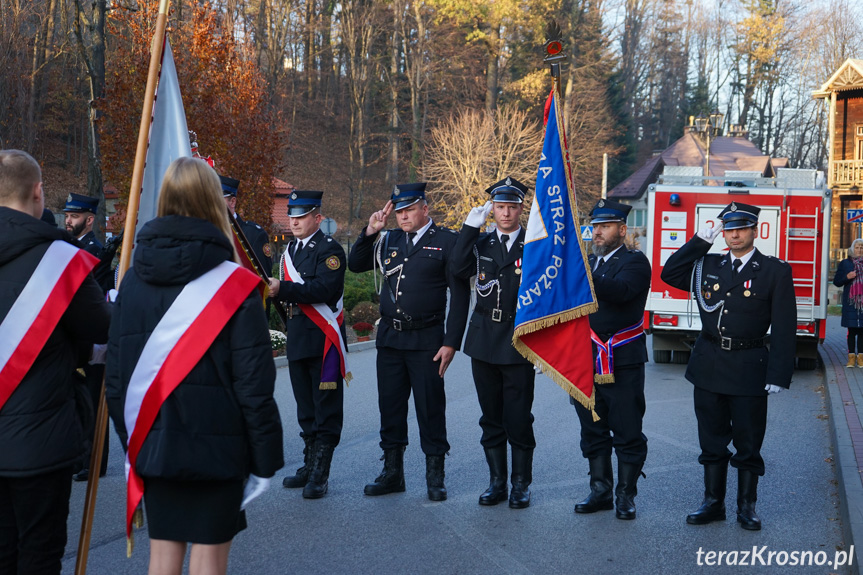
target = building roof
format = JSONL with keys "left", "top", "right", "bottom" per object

{"left": 813, "top": 58, "right": 863, "bottom": 97}
{"left": 271, "top": 177, "right": 296, "bottom": 233}
{"left": 609, "top": 131, "right": 780, "bottom": 201}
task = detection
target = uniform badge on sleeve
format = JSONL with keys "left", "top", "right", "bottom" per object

{"left": 326, "top": 255, "right": 341, "bottom": 270}
{"left": 262, "top": 243, "right": 272, "bottom": 258}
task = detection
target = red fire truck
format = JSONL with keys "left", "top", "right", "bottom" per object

{"left": 644, "top": 169, "right": 830, "bottom": 370}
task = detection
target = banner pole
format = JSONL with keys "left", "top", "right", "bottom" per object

{"left": 74, "top": 1, "right": 171, "bottom": 573}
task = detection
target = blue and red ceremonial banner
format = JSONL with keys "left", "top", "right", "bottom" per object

{"left": 513, "top": 87, "right": 598, "bottom": 418}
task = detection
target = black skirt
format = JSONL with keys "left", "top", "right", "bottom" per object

{"left": 143, "top": 477, "right": 247, "bottom": 544}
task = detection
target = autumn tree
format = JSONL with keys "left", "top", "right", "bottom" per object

{"left": 423, "top": 103, "right": 543, "bottom": 227}
{"left": 100, "top": 0, "right": 285, "bottom": 230}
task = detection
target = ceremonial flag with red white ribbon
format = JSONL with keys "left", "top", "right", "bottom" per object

{"left": 512, "top": 87, "right": 599, "bottom": 419}
{"left": 281, "top": 256, "right": 351, "bottom": 387}
{"left": 0, "top": 241, "right": 98, "bottom": 410}
{"left": 122, "top": 261, "right": 261, "bottom": 538}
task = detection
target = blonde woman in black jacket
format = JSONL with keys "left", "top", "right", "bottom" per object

{"left": 106, "top": 158, "right": 283, "bottom": 575}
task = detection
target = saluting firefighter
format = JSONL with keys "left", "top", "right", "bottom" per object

{"left": 661, "top": 202, "right": 795, "bottom": 531}
{"left": 449, "top": 177, "right": 536, "bottom": 509}
{"left": 573, "top": 199, "right": 651, "bottom": 520}
{"left": 267, "top": 191, "right": 347, "bottom": 499}
{"left": 221, "top": 175, "right": 274, "bottom": 273}
{"left": 348, "top": 183, "right": 470, "bottom": 502}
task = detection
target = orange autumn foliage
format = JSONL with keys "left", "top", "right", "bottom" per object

{"left": 100, "top": 1, "right": 285, "bottom": 232}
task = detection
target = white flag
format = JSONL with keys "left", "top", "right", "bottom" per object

{"left": 135, "top": 39, "right": 192, "bottom": 243}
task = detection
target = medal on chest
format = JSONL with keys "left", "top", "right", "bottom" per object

{"left": 515, "top": 258, "right": 522, "bottom": 275}
{"left": 743, "top": 279, "right": 752, "bottom": 297}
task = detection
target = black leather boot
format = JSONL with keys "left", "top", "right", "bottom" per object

{"left": 303, "top": 442, "right": 335, "bottom": 499}
{"left": 426, "top": 454, "right": 447, "bottom": 501}
{"left": 509, "top": 447, "right": 533, "bottom": 509}
{"left": 479, "top": 446, "right": 508, "bottom": 506}
{"left": 615, "top": 461, "right": 644, "bottom": 520}
{"left": 686, "top": 464, "right": 727, "bottom": 525}
{"left": 283, "top": 436, "right": 315, "bottom": 488}
{"left": 364, "top": 447, "right": 406, "bottom": 496}
{"left": 574, "top": 456, "right": 614, "bottom": 514}
{"left": 736, "top": 470, "right": 761, "bottom": 530}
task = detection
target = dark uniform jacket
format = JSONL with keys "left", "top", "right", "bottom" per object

{"left": 237, "top": 215, "right": 273, "bottom": 274}
{"left": 273, "top": 228, "right": 347, "bottom": 361}
{"left": 348, "top": 222, "right": 470, "bottom": 351}
{"left": 105, "top": 215, "right": 284, "bottom": 481}
{"left": 588, "top": 247, "right": 651, "bottom": 367}
{"left": 0, "top": 207, "right": 110, "bottom": 477}
{"left": 78, "top": 230, "right": 102, "bottom": 257}
{"left": 661, "top": 237, "right": 796, "bottom": 396}
{"left": 450, "top": 225, "right": 529, "bottom": 365}
{"left": 833, "top": 258, "right": 863, "bottom": 328}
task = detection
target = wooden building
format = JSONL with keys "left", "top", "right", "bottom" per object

{"left": 813, "top": 58, "right": 863, "bottom": 254}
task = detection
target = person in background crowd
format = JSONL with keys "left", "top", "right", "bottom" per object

{"left": 0, "top": 149, "right": 110, "bottom": 575}
{"left": 449, "top": 177, "right": 536, "bottom": 509}
{"left": 221, "top": 175, "right": 273, "bottom": 273}
{"left": 106, "top": 157, "right": 283, "bottom": 575}
{"left": 834, "top": 238, "right": 863, "bottom": 368}
{"left": 348, "top": 183, "right": 470, "bottom": 502}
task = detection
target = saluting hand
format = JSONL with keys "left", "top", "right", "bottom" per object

{"left": 433, "top": 345, "right": 456, "bottom": 377}
{"left": 366, "top": 200, "right": 393, "bottom": 236}
{"left": 464, "top": 201, "right": 493, "bottom": 228}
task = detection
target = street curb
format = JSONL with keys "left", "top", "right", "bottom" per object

{"left": 272, "top": 339, "right": 376, "bottom": 370}
{"left": 821, "top": 340, "right": 863, "bottom": 574}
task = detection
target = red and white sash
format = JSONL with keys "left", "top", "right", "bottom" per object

{"left": 590, "top": 319, "right": 645, "bottom": 384}
{"left": 0, "top": 241, "right": 98, "bottom": 411}
{"left": 281, "top": 255, "right": 351, "bottom": 387}
{"left": 122, "top": 261, "right": 261, "bottom": 539}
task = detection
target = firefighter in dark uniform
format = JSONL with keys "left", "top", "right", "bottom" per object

{"left": 661, "top": 202, "right": 795, "bottom": 531}
{"left": 63, "top": 193, "right": 110, "bottom": 483}
{"left": 348, "top": 183, "right": 470, "bottom": 502}
{"left": 573, "top": 199, "right": 651, "bottom": 520}
{"left": 450, "top": 176, "right": 536, "bottom": 509}
{"left": 220, "top": 175, "right": 274, "bottom": 273}
{"left": 267, "top": 191, "right": 346, "bottom": 499}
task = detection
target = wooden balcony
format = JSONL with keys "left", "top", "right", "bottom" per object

{"left": 832, "top": 160, "right": 863, "bottom": 187}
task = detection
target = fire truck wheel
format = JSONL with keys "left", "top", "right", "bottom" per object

{"left": 796, "top": 357, "right": 817, "bottom": 371}
{"left": 652, "top": 349, "right": 671, "bottom": 364}
{"left": 672, "top": 351, "right": 691, "bottom": 364}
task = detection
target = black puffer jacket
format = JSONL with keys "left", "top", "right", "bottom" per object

{"left": 0, "top": 207, "right": 110, "bottom": 477}
{"left": 105, "top": 215, "right": 284, "bottom": 481}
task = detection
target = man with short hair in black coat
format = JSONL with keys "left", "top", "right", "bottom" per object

{"left": 0, "top": 149, "right": 111, "bottom": 575}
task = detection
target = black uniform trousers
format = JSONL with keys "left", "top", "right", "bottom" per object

{"left": 471, "top": 359, "right": 536, "bottom": 451}
{"left": 0, "top": 466, "right": 74, "bottom": 575}
{"left": 376, "top": 347, "right": 449, "bottom": 456}
{"left": 693, "top": 386, "right": 767, "bottom": 475}
{"left": 574, "top": 364, "right": 648, "bottom": 465}
{"left": 288, "top": 356, "right": 343, "bottom": 446}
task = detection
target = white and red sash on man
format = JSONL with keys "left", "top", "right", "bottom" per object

{"left": 0, "top": 240, "right": 99, "bottom": 411}
{"left": 122, "top": 261, "right": 261, "bottom": 540}
{"left": 590, "top": 319, "right": 645, "bottom": 384}
{"left": 281, "top": 254, "right": 351, "bottom": 388}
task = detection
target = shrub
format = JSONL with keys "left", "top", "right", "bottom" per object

{"left": 344, "top": 270, "right": 378, "bottom": 312}
{"left": 350, "top": 300, "right": 379, "bottom": 325}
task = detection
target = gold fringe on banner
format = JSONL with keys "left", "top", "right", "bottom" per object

{"left": 511, "top": 301, "right": 597, "bottom": 337}
{"left": 594, "top": 374, "right": 614, "bottom": 384}
{"left": 319, "top": 382, "right": 337, "bottom": 390}
{"left": 512, "top": 338, "right": 597, "bottom": 422}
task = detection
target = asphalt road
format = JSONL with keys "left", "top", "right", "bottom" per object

{"left": 63, "top": 339, "right": 848, "bottom": 574}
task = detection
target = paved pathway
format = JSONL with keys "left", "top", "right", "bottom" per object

{"left": 63, "top": 332, "right": 850, "bottom": 574}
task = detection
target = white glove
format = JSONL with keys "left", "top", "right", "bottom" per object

{"left": 89, "top": 343, "right": 108, "bottom": 365}
{"left": 107, "top": 289, "right": 118, "bottom": 303}
{"left": 765, "top": 384, "right": 783, "bottom": 395}
{"left": 464, "top": 201, "right": 493, "bottom": 228}
{"left": 696, "top": 223, "right": 723, "bottom": 243}
{"left": 241, "top": 474, "right": 270, "bottom": 510}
